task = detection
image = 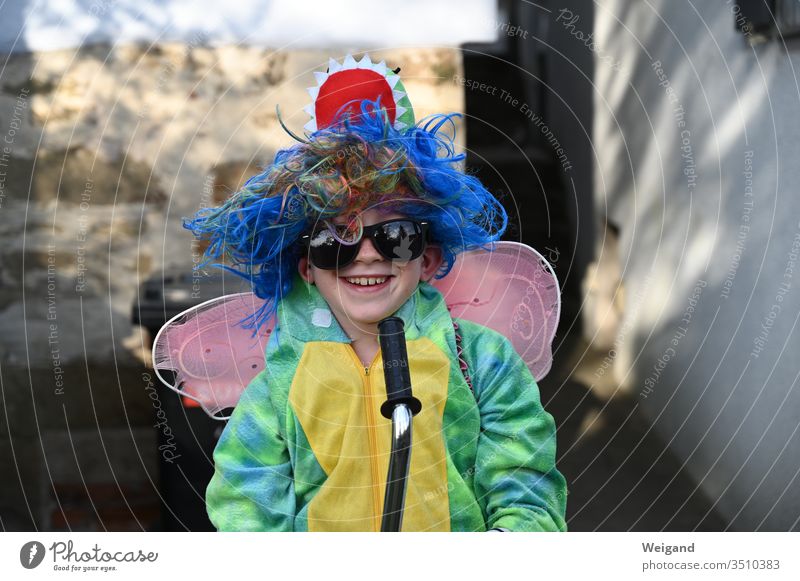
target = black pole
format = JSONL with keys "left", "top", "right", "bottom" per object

{"left": 378, "top": 317, "right": 421, "bottom": 532}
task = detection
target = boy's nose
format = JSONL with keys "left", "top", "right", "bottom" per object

{"left": 355, "top": 236, "right": 383, "bottom": 263}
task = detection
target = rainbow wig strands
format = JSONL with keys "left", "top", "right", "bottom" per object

{"left": 185, "top": 99, "right": 508, "bottom": 329}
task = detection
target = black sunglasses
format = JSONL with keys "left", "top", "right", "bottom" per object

{"left": 302, "top": 219, "right": 429, "bottom": 270}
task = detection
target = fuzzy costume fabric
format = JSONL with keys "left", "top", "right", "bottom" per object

{"left": 206, "top": 276, "right": 567, "bottom": 531}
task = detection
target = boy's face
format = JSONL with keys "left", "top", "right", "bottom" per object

{"left": 298, "top": 208, "right": 442, "bottom": 338}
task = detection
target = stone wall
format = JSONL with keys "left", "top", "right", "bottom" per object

{"left": 0, "top": 44, "right": 463, "bottom": 530}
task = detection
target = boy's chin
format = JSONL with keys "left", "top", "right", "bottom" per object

{"left": 343, "top": 311, "right": 394, "bottom": 329}
{"left": 339, "top": 301, "right": 404, "bottom": 328}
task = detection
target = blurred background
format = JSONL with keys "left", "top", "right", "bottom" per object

{"left": 1, "top": 0, "right": 798, "bottom": 531}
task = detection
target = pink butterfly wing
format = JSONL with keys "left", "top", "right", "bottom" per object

{"left": 152, "top": 243, "right": 560, "bottom": 419}
{"left": 432, "top": 242, "right": 560, "bottom": 381}
{"left": 152, "top": 292, "right": 272, "bottom": 419}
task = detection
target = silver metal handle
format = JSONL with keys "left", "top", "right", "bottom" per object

{"left": 380, "top": 403, "right": 413, "bottom": 532}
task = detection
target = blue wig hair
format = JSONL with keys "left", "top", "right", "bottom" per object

{"left": 184, "top": 99, "right": 508, "bottom": 329}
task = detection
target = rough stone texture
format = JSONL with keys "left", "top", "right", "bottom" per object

{"left": 0, "top": 44, "right": 462, "bottom": 367}
{"left": 0, "top": 44, "right": 463, "bottom": 529}
{"left": 5, "top": 148, "right": 166, "bottom": 206}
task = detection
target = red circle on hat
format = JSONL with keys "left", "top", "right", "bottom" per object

{"left": 315, "top": 69, "right": 396, "bottom": 129}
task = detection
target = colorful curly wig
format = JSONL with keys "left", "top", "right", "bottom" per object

{"left": 185, "top": 99, "right": 508, "bottom": 329}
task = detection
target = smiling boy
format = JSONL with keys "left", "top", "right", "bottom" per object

{"left": 298, "top": 208, "right": 442, "bottom": 367}
{"left": 189, "top": 56, "right": 567, "bottom": 531}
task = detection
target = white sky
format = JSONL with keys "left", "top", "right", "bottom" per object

{"left": 1, "top": 0, "right": 498, "bottom": 53}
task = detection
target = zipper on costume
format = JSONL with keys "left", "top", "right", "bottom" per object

{"left": 346, "top": 345, "right": 383, "bottom": 531}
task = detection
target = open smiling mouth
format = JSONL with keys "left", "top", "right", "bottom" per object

{"left": 340, "top": 275, "right": 394, "bottom": 290}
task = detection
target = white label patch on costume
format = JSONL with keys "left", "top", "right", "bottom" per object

{"left": 311, "top": 308, "right": 332, "bottom": 328}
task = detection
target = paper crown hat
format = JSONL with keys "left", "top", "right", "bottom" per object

{"left": 303, "top": 54, "right": 416, "bottom": 133}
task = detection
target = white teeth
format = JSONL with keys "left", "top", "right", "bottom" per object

{"left": 345, "top": 276, "right": 387, "bottom": 286}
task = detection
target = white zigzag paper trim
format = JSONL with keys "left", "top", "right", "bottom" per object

{"left": 304, "top": 54, "right": 409, "bottom": 133}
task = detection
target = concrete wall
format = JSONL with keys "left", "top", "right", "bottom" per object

{"left": 594, "top": 0, "right": 800, "bottom": 530}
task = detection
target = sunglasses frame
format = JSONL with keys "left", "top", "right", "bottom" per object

{"left": 301, "top": 218, "right": 430, "bottom": 270}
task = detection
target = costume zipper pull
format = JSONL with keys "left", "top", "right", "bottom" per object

{"left": 365, "top": 366, "right": 370, "bottom": 376}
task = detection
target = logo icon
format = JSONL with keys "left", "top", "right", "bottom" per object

{"left": 20, "top": 541, "right": 46, "bottom": 569}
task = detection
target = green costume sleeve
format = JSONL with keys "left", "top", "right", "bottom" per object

{"left": 460, "top": 321, "right": 568, "bottom": 532}
{"left": 206, "top": 372, "right": 295, "bottom": 531}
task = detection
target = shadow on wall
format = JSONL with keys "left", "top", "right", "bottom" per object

{"left": 592, "top": 0, "right": 800, "bottom": 530}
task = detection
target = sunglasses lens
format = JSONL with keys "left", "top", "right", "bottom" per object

{"left": 373, "top": 221, "right": 425, "bottom": 261}
{"left": 308, "top": 229, "right": 358, "bottom": 269}
{"left": 305, "top": 219, "right": 427, "bottom": 269}
{"left": 330, "top": 221, "right": 362, "bottom": 245}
